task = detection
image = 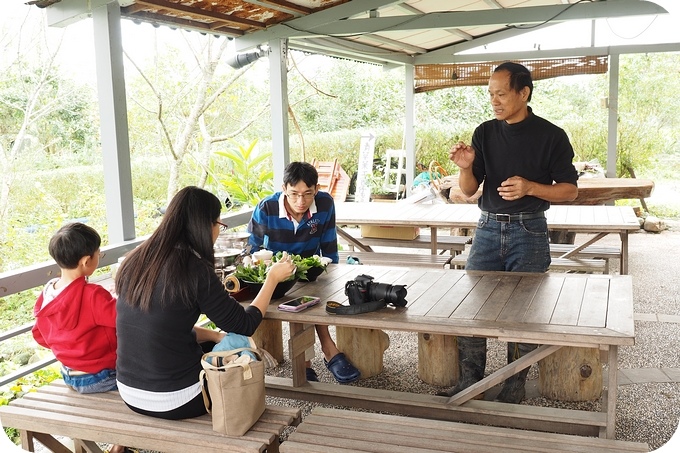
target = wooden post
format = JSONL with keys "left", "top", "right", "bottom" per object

{"left": 251, "top": 318, "right": 284, "bottom": 363}
{"left": 539, "top": 347, "right": 602, "bottom": 401}
{"left": 418, "top": 333, "right": 459, "bottom": 386}
{"left": 336, "top": 327, "right": 389, "bottom": 379}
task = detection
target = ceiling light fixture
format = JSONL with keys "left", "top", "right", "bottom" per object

{"left": 226, "top": 47, "right": 268, "bottom": 69}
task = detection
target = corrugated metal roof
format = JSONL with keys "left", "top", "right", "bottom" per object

{"left": 107, "top": 0, "right": 669, "bottom": 66}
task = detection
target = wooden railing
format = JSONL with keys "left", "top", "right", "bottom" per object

{"left": 0, "top": 208, "right": 253, "bottom": 386}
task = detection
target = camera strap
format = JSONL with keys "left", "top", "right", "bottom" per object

{"left": 325, "top": 300, "right": 387, "bottom": 315}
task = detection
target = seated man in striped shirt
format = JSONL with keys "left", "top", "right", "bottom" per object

{"left": 248, "top": 161, "right": 360, "bottom": 384}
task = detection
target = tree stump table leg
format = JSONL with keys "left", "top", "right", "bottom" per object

{"left": 251, "top": 318, "right": 284, "bottom": 363}
{"left": 336, "top": 327, "right": 389, "bottom": 379}
{"left": 549, "top": 230, "right": 576, "bottom": 245}
{"left": 418, "top": 333, "right": 459, "bottom": 387}
{"left": 539, "top": 347, "right": 602, "bottom": 401}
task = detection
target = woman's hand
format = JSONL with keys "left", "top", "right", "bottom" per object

{"left": 265, "top": 251, "right": 296, "bottom": 283}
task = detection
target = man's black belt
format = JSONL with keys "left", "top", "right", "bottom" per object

{"left": 481, "top": 210, "right": 545, "bottom": 222}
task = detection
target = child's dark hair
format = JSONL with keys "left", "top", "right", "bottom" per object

{"left": 48, "top": 222, "right": 101, "bottom": 269}
{"left": 283, "top": 162, "right": 318, "bottom": 188}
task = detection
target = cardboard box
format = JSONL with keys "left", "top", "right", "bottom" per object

{"left": 361, "top": 225, "right": 420, "bottom": 240}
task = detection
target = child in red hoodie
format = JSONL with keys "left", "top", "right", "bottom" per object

{"left": 32, "top": 222, "right": 128, "bottom": 453}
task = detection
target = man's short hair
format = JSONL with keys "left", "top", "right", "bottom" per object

{"left": 48, "top": 222, "right": 101, "bottom": 269}
{"left": 283, "top": 161, "right": 319, "bottom": 188}
{"left": 494, "top": 61, "right": 533, "bottom": 102}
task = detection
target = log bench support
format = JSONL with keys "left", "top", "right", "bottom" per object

{"left": 336, "top": 327, "right": 390, "bottom": 379}
{"left": 418, "top": 333, "right": 458, "bottom": 387}
{"left": 281, "top": 407, "right": 649, "bottom": 453}
{"left": 539, "top": 347, "right": 603, "bottom": 401}
{"left": 251, "top": 318, "right": 285, "bottom": 363}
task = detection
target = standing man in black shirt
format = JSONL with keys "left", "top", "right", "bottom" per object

{"left": 439, "top": 62, "right": 579, "bottom": 403}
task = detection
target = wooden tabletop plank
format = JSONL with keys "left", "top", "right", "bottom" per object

{"left": 496, "top": 274, "right": 543, "bottom": 323}
{"left": 577, "top": 277, "right": 610, "bottom": 328}
{"left": 451, "top": 274, "right": 502, "bottom": 320}
{"left": 427, "top": 273, "right": 480, "bottom": 318}
{"left": 521, "top": 276, "right": 564, "bottom": 324}
{"left": 550, "top": 277, "right": 587, "bottom": 326}
{"left": 605, "top": 275, "right": 636, "bottom": 338}
{"left": 407, "top": 272, "right": 463, "bottom": 317}
{"left": 475, "top": 275, "right": 520, "bottom": 322}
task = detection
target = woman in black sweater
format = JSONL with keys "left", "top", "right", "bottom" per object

{"left": 115, "top": 186, "right": 295, "bottom": 420}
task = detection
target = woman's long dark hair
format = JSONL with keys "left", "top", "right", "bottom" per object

{"left": 116, "top": 186, "right": 222, "bottom": 311}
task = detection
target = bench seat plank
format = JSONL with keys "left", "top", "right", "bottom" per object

{"left": 281, "top": 407, "right": 648, "bottom": 453}
{"left": 549, "top": 243, "right": 621, "bottom": 258}
{"left": 450, "top": 254, "right": 607, "bottom": 273}
{"left": 340, "top": 233, "right": 471, "bottom": 254}
{"left": 338, "top": 251, "right": 452, "bottom": 268}
{"left": 0, "top": 380, "right": 301, "bottom": 453}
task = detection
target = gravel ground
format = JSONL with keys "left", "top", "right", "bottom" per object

{"left": 33, "top": 223, "right": 680, "bottom": 453}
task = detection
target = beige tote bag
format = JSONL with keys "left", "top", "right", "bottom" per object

{"left": 200, "top": 347, "right": 265, "bottom": 436}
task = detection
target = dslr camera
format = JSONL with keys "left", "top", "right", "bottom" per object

{"left": 345, "top": 274, "right": 408, "bottom": 307}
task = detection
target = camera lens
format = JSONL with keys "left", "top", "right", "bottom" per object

{"left": 368, "top": 282, "right": 407, "bottom": 307}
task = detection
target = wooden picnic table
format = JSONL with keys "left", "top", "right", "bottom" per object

{"left": 335, "top": 202, "right": 640, "bottom": 274}
{"left": 251, "top": 264, "right": 635, "bottom": 439}
{"left": 445, "top": 176, "right": 654, "bottom": 206}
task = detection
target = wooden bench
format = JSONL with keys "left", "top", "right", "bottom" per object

{"left": 338, "top": 251, "right": 453, "bottom": 268}
{"left": 339, "top": 234, "right": 471, "bottom": 255}
{"left": 281, "top": 407, "right": 649, "bottom": 453}
{"left": 450, "top": 253, "right": 607, "bottom": 273}
{"left": 549, "top": 243, "right": 621, "bottom": 273}
{"left": 0, "top": 380, "right": 301, "bottom": 453}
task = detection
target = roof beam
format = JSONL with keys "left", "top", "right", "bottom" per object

{"left": 415, "top": 21, "right": 561, "bottom": 65}
{"left": 234, "top": 0, "right": 401, "bottom": 51}
{"left": 427, "top": 42, "right": 680, "bottom": 64}
{"left": 301, "top": 0, "right": 667, "bottom": 36}
{"left": 289, "top": 35, "right": 414, "bottom": 65}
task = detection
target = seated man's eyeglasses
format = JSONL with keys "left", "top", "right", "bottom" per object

{"left": 286, "top": 191, "right": 315, "bottom": 201}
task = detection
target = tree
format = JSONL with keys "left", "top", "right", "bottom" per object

{"left": 0, "top": 9, "right": 98, "bottom": 244}
{"left": 124, "top": 31, "right": 271, "bottom": 204}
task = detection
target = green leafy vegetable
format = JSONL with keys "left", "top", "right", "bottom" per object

{"left": 233, "top": 251, "right": 329, "bottom": 283}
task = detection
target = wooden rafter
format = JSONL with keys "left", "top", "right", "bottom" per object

{"left": 242, "top": 0, "right": 313, "bottom": 16}
{"left": 134, "top": 0, "right": 267, "bottom": 29}
{"left": 121, "top": 10, "right": 246, "bottom": 37}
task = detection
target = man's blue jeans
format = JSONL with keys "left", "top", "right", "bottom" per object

{"left": 461, "top": 213, "right": 550, "bottom": 383}
{"left": 466, "top": 214, "right": 550, "bottom": 273}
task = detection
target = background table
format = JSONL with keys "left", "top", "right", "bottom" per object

{"left": 335, "top": 202, "right": 640, "bottom": 274}
{"left": 445, "top": 176, "right": 654, "bottom": 206}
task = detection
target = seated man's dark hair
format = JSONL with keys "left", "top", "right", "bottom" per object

{"left": 283, "top": 161, "right": 319, "bottom": 188}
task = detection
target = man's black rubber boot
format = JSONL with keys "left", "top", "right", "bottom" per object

{"left": 495, "top": 342, "right": 537, "bottom": 404}
{"left": 437, "top": 336, "right": 486, "bottom": 398}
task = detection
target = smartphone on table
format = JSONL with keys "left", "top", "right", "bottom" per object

{"left": 278, "top": 296, "right": 320, "bottom": 312}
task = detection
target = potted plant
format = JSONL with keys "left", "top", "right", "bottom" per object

{"left": 367, "top": 171, "right": 395, "bottom": 201}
